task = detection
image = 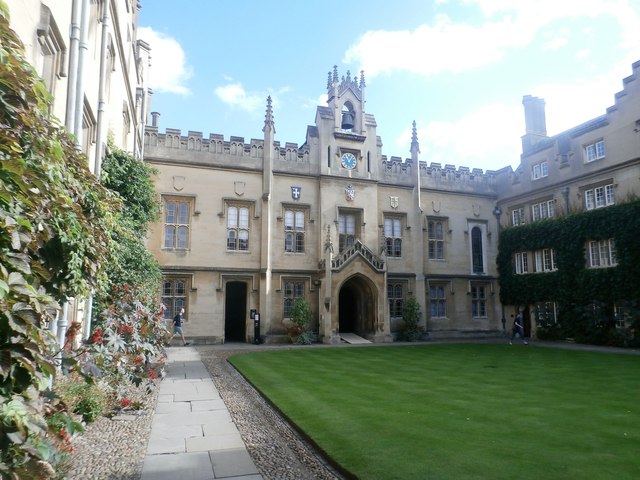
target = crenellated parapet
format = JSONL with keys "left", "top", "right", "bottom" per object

{"left": 381, "top": 156, "right": 497, "bottom": 192}
{"left": 144, "top": 127, "right": 310, "bottom": 163}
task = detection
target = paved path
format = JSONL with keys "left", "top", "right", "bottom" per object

{"left": 141, "top": 346, "right": 263, "bottom": 480}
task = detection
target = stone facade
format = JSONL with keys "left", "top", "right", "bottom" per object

{"left": 495, "top": 60, "right": 640, "bottom": 338}
{"left": 145, "top": 69, "right": 504, "bottom": 344}
{"left": 145, "top": 62, "right": 640, "bottom": 345}
{"left": 5, "top": 0, "right": 151, "bottom": 340}
{"left": 6, "top": 0, "right": 150, "bottom": 172}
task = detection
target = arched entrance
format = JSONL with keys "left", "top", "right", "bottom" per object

{"left": 225, "top": 282, "right": 247, "bottom": 342}
{"left": 338, "top": 275, "right": 376, "bottom": 337}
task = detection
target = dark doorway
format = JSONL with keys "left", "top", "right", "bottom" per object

{"left": 338, "top": 275, "right": 376, "bottom": 337}
{"left": 225, "top": 282, "right": 247, "bottom": 342}
{"left": 339, "top": 284, "right": 358, "bottom": 333}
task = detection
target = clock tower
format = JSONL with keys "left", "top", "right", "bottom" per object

{"left": 311, "top": 66, "right": 380, "bottom": 180}
{"left": 307, "top": 66, "right": 390, "bottom": 344}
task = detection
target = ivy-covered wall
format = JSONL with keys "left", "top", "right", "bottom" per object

{"left": 497, "top": 199, "right": 640, "bottom": 341}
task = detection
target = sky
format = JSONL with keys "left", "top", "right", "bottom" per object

{"left": 138, "top": 0, "right": 640, "bottom": 172}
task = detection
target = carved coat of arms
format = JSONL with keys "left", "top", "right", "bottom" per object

{"left": 345, "top": 183, "right": 355, "bottom": 201}
{"left": 390, "top": 196, "right": 399, "bottom": 208}
{"left": 173, "top": 176, "right": 185, "bottom": 192}
{"left": 291, "top": 186, "right": 301, "bottom": 200}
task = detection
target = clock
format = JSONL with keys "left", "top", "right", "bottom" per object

{"left": 341, "top": 152, "right": 357, "bottom": 169}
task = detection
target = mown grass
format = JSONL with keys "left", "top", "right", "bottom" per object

{"left": 229, "top": 344, "right": 640, "bottom": 480}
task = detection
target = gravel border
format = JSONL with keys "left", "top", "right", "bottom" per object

{"left": 66, "top": 347, "right": 342, "bottom": 480}
{"left": 66, "top": 384, "right": 159, "bottom": 480}
{"left": 200, "top": 347, "right": 344, "bottom": 480}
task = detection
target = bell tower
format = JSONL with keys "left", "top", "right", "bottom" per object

{"left": 312, "top": 65, "right": 378, "bottom": 180}
{"left": 327, "top": 66, "right": 366, "bottom": 134}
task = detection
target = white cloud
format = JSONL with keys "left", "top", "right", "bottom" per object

{"left": 344, "top": 0, "right": 640, "bottom": 78}
{"left": 397, "top": 103, "right": 524, "bottom": 171}
{"left": 302, "top": 93, "right": 328, "bottom": 110}
{"left": 138, "top": 27, "right": 192, "bottom": 95}
{"left": 344, "top": 14, "right": 530, "bottom": 77}
{"left": 576, "top": 49, "right": 591, "bottom": 59}
{"left": 531, "top": 67, "right": 629, "bottom": 135}
{"left": 214, "top": 83, "right": 263, "bottom": 112}
{"left": 213, "top": 82, "right": 291, "bottom": 114}
{"left": 544, "top": 37, "right": 568, "bottom": 51}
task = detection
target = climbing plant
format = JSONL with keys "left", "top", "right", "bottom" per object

{"left": 497, "top": 198, "right": 640, "bottom": 346}
{"left": 95, "top": 146, "right": 162, "bottom": 312}
{"left": 0, "top": 3, "right": 119, "bottom": 477}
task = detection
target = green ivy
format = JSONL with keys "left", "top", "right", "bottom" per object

{"left": 0, "top": 4, "right": 120, "bottom": 477}
{"left": 94, "top": 146, "right": 162, "bottom": 314}
{"left": 497, "top": 199, "right": 640, "bottom": 345}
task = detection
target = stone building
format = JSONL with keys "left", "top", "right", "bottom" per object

{"left": 7, "top": 0, "right": 150, "bottom": 172}
{"left": 5, "top": 0, "right": 151, "bottom": 340}
{"left": 144, "top": 68, "right": 504, "bottom": 344}
{"left": 145, "top": 61, "right": 640, "bottom": 345}
{"left": 495, "top": 60, "right": 640, "bottom": 339}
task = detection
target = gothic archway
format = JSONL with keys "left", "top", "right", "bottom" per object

{"left": 338, "top": 275, "right": 376, "bottom": 337}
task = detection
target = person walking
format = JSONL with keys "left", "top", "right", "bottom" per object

{"left": 167, "top": 307, "right": 190, "bottom": 346}
{"left": 510, "top": 312, "right": 528, "bottom": 345}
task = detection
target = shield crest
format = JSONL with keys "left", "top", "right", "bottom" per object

{"left": 291, "top": 186, "right": 301, "bottom": 200}
{"left": 173, "top": 176, "right": 185, "bottom": 192}
{"left": 390, "top": 196, "right": 399, "bottom": 208}
{"left": 345, "top": 183, "right": 355, "bottom": 201}
{"left": 234, "top": 181, "right": 245, "bottom": 196}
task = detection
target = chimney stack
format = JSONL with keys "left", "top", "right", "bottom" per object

{"left": 150, "top": 111, "right": 160, "bottom": 128}
{"left": 521, "top": 95, "right": 547, "bottom": 154}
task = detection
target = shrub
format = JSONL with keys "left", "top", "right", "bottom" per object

{"left": 288, "top": 298, "right": 315, "bottom": 344}
{"left": 84, "top": 285, "right": 168, "bottom": 401}
{"left": 399, "top": 297, "right": 423, "bottom": 341}
{"left": 55, "top": 377, "right": 106, "bottom": 423}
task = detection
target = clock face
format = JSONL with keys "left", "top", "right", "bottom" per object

{"left": 341, "top": 152, "right": 357, "bottom": 169}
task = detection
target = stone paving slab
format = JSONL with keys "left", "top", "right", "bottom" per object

{"left": 146, "top": 436, "right": 186, "bottom": 455}
{"left": 150, "top": 423, "right": 203, "bottom": 439}
{"left": 141, "top": 452, "right": 214, "bottom": 480}
{"left": 210, "top": 449, "right": 261, "bottom": 478}
{"left": 174, "top": 390, "right": 220, "bottom": 402}
{"left": 159, "top": 382, "right": 199, "bottom": 395}
{"left": 186, "top": 432, "right": 245, "bottom": 452}
{"left": 141, "top": 346, "right": 263, "bottom": 479}
{"left": 201, "top": 421, "right": 241, "bottom": 436}
{"left": 151, "top": 409, "right": 233, "bottom": 427}
{"left": 155, "top": 401, "right": 192, "bottom": 414}
{"left": 191, "top": 399, "right": 227, "bottom": 412}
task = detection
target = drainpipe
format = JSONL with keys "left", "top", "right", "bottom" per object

{"left": 56, "top": 303, "right": 69, "bottom": 373}
{"left": 83, "top": 293, "right": 94, "bottom": 341}
{"left": 73, "top": 0, "right": 90, "bottom": 148}
{"left": 48, "top": 310, "right": 60, "bottom": 387}
{"left": 65, "top": 0, "right": 81, "bottom": 132}
{"left": 94, "top": 0, "right": 110, "bottom": 176}
{"left": 68, "top": 0, "right": 91, "bottom": 349}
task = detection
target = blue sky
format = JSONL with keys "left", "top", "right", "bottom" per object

{"left": 138, "top": 0, "right": 640, "bottom": 171}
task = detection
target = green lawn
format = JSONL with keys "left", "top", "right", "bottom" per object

{"left": 229, "top": 344, "right": 640, "bottom": 480}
